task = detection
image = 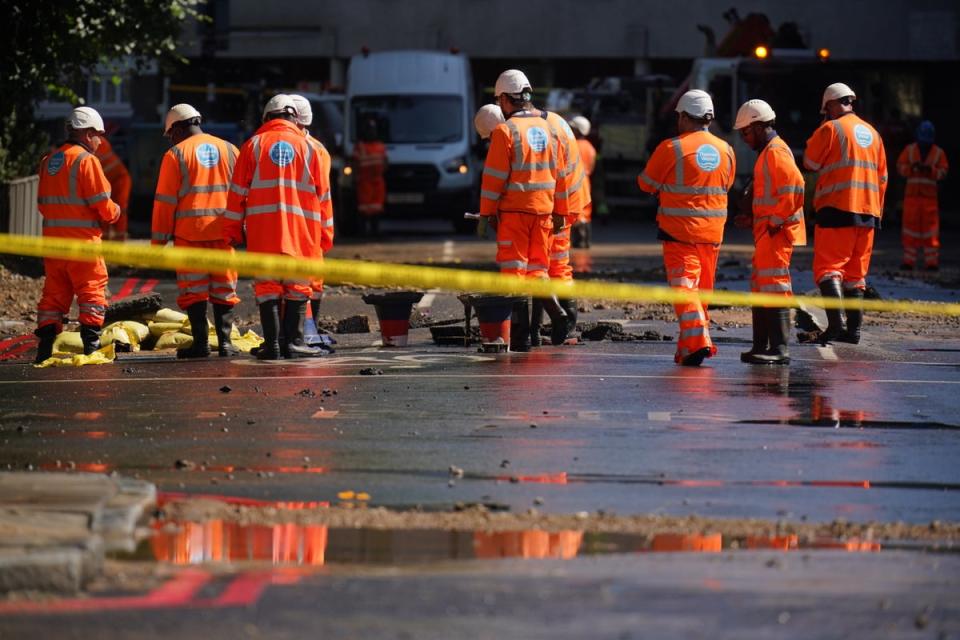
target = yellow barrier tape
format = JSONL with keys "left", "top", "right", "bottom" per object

{"left": 2, "top": 233, "right": 959, "bottom": 316}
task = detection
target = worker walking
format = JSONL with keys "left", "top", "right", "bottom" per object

{"left": 569, "top": 115, "right": 597, "bottom": 249}
{"left": 477, "top": 69, "right": 571, "bottom": 351}
{"left": 224, "top": 95, "right": 328, "bottom": 360}
{"left": 637, "top": 90, "right": 735, "bottom": 366}
{"left": 804, "top": 83, "right": 888, "bottom": 345}
{"left": 94, "top": 133, "right": 132, "bottom": 240}
{"left": 353, "top": 117, "right": 387, "bottom": 237}
{"left": 897, "top": 120, "right": 948, "bottom": 271}
{"left": 151, "top": 104, "right": 241, "bottom": 358}
{"left": 733, "top": 99, "right": 806, "bottom": 365}
{"left": 34, "top": 107, "right": 121, "bottom": 363}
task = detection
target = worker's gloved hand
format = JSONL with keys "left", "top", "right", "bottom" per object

{"left": 551, "top": 214, "right": 565, "bottom": 234}
{"left": 476, "top": 216, "right": 490, "bottom": 239}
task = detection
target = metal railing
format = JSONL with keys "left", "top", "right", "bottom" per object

{"left": 0, "top": 176, "right": 41, "bottom": 236}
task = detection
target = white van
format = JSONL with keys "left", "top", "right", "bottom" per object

{"left": 342, "top": 50, "right": 477, "bottom": 233}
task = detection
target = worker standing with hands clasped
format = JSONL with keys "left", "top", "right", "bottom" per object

{"left": 733, "top": 99, "right": 806, "bottom": 365}
{"left": 477, "top": 69, "right": 571, "bottom": 351}
{"left": 897, "top": 120, "right": 948, "bottom": 271}
{"left": 353, "top": 117, "right": 387, "bottom": 237}
{"left": 152, "top": 103, "right": 241, "bottom": 358}
{"left": 34, "top": 107, "right": 121, "bottom": 363}
{"left": 637, "top": 90, "right": 735, "bottom": 366}
{"left": 804, "top": 83, "right": 887, "bottom": 345}
{"left": 224, "top": 94, "right": 328, "bottom": 360}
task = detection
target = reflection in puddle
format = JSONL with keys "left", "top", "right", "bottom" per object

{"left": 146, "top": 520, "right": 882, "bottom": 567}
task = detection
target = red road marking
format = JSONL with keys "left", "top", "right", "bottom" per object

{"left": 113, "top": 278, "right": 139, "bottom": 301}
{"left": 139, "top": 278, "right": 159, "bottom": 294}
{"left": 0, "top": 335, "right": 36, "bottom": 361}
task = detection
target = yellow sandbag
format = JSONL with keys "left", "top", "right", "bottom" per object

{"left": 36, "top": 343, "right": 115, "bottom": 368}
{"left": 52, "top": 331, "right": 84, "bottom": 355}
{"left": 101, "top": 320, "right": 150, "bottom": 350}
{"left": 155, "top": 331, "right": 193, "bottom": 350}
{"left": 153, "top": 308, "right": 187, "bottom": 324}
{"left": 149, "top": 322, "right": 184, "bottom": 338}
{"left": 232, "top": 329, "right": 264, "bottom": 353}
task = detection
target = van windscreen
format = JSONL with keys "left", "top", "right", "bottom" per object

{"left": 351, "top": 95, "right": 462, "bottom": 144}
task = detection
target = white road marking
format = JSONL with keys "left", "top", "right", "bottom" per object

{"left": 647, "top": 411, "right": 671, "bottom": 421}
{"left": 816, "top": 345, "right": 839, "bottom": 361}
{"left": 442, "top": 240, "right": 455, "bottom": 263}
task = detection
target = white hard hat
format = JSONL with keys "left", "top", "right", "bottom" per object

{"left": 289, "top": 94, "right": 313, "bottom": 126}
{"left": 68, "top": 106, "right": 105, "bottom": 134}
{"left": 263, "top": 94, "right": 298, "bottom": 119}
{"left": 474, "top": 104, "right": 505, "bottom": 139}
{"left": 734, "top": 99, "right": 776, "bottom": 130}
{"left": 494, "top": 69, "right": 532, "bottom": 97}
{"left": 676, "top": 89, "right": 714, "bottom": 120}
{"left": 163, "top": 103, "right": 202, "bottom": 135}
{"left": 820, "top": 82, "right": 856, "bottom": 114}
{"left": 569, "top": 115, "right": 591, "bottom": 136}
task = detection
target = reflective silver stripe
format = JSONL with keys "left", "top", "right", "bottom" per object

{"left": 679, "top": 327, "right": 705, "bottom": 339}
{"left": 175, "top": 209, "right": 222, "bottom": 219}
{"left": 483, "top": 167, "right": 509, "bottom": 180}
{"left": 171, "top": 146, "right": 191, "bottom": 199}
{"left": 284, "top": 279, "right": 311, "bottom": 286}
{"left": 560, "top": 173, "right": 584, "bottom": 198}
{"left": 224, "top": 210, "right": 243, "bottom": 221}
{"left": 803, "top": 153, "right": 822, "bottom": 171}
{"left": 903, "top": 228, "right": 936, "bottom": 238}
{"left": 505, "top": 181, "right": 556, "bottom": 192}
{"left": 38, "top": 310, "right": 63, "bottom": 320}
{"left": 227, "top": 145, "right": 237, "bottom": 174}
{"left": 322, "top": 218, "right": 334, "bottom": 228}
{"left": 817, "top": 272, "right": 842, "bottom": 283}
{"left": 526, "top": 263, "right": 547, "bottom": 272}
{"left": 550, "top": 251, "right": 569, "bottom": 261}
{"left": 179, "top": 285, "right": 210, "bottom": 294}
{"left": 671, "top": 138, "right": 684, "bottom": 185}
{"left": 639, "top": 173, "right": 661, "bottom": 191}
{"left": 155, "top": 194, "right": 178, "bottom": 205}
{"left": 679, "top": 310, "right": 704, "bottom": 323}
{"left": 842, "top": 279, "right": 866, "bottom": 288}
{"left": 318, "top": 191, "right": 332, "bottom": 202}
{"left": 907, "top": 178, "right": 937, "bottom": 186}
{"left": 39, "top": 195, "right": 85, "bottom": 205}
{"left": 152, "top": 232, "right": 172, "bottom": 242}
{"left": 255, "top": 293, "right": 281, "bottom": 303}
{"left": 190, "top": 184, "right": 229, "bottom": 194}
{"left": 497, "top": 260, "right": 527, "bottom": 270}
{"left": 43, "top": 219, "right": 100, "bottom": 228}
{"left": 818, "top": 159, "right": 878, "bottom": 175}
{"left": 662, "top": 184, "right": 727, "bottom": 195}
{"left": 833, "top": 120, "right": 849, "bottom": 160}
{"left": 85, "top": 192, "right": 110, "bottom": 205}
{"left": 497, "top": 239, "right": 513, "bottom": 246}
{"left": 670, "top": 277, "right": 697, "bottom": 288}
{"left": 246, "top": 202, "right": 323, "bottom": 221}
{"left": 480, "top": 190, "right": 501, "bottom": 201}
{"left": 759, "top": 282, "right": 791, "bottom": 292}
{"left": 815, "top": 180, "right": 880, "bottom": 196}
{"left": 784, "top": 209, "right": 803, "bottom": 224}
{"left": 506, "top": 121, "right": 523, "bottom": 169}
{"left": 756, "top": 267, "right": 790, "bottom": 277}
{"left": 659, "top": 207, "right": 727, "bottom": 218}
{"left": 101, "top": 158, "right": 120, "bottom": 172}
{"left": 229, "top": 183, "right": 249, "bottom": 196}
{"left": 516, "top": 161, "right": 556, "bottom": 171}
{"left": 777, "top": 185, "right": 804, "bottom": 195}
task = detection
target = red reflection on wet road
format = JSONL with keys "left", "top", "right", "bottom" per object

{"left": 495, "top": 472, "right": 568, "bottom": 484}
{"left": 473, "top": 530, "right": 582, "bottom": 559}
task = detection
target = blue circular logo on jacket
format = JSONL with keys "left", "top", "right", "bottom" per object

{"left": 269, "top": 141, "right": 296, "bottom": 167}
{"left": 695, "top": 144, "right": 721, "bottom": 171}
{"left": 195, "top": 143, "right": 220, "bottom": 168}
{"left": 526, "top": 127, "right": 548, "bottom": 153}
{"left": 853, "top": 124, "right": 874, "bottom": 148}
{"left": 47, "top": 151, "right": 65, "bottom": 176}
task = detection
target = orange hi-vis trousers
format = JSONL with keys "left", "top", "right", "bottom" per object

{"left": 813, "top": 226, "right": 875, "bottom": 290}
{"left": 253, "top": 279, "right": 314, "bottom": 305}
{"left": 495, "top": 212, "right": 552, "bottom": 279}
{"left": 37, "top": 257, "right": 108, "bottom": 331}
{"left": 902, "top": 197, "right": 939, "bottom": 267}
{"left": 751, "top": 229, "right": 795, "bottom": 299}
{"left": 173, "top": 238, "right": 240, "bottom": 309}
{"left": 663, "top": 241, "right": 719, "bottom": 363}
{"left": 548, "top": 225, "right": 573, "bottom": 281}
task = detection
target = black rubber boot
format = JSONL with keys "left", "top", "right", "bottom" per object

{"left": 838, "top": 288, "right": 864, "bottom": 344}
{"left": 283, "top": 299, "right": 325, "bottom": 358}
{"left": 740, "top": 306, "right": 769, "bottom": 362}
{"left": 559, "top": 298, "right": 579, "bottom": 337}
{"left": 33, "top": 324, "right": 57, "bottom": 364}
{"left": 212, "top": 303, "right": 239, "bottom": 357}
{"left": 539, "top": 295, "right": 569, "bottom": 345}
{"left": 256, "top": 300, "right": 282, "bottom": 360}
{"left": 310, "top": 298, "right": 322, "bottom": 329}
{"left": 680, "top": 347, "right": 711, "bottom": 367}
{"left": 509, "top": 298, "right": 531, "bottom": 352}
{"left": 79, "top": 324, "right": 102, "bottom": 356}
{"left": 571, "top": 223, "right": 586, "bottom": 248}
{"left": 583, "top": 222, "right": 592, "bottom": 248}
{"left": 818, "top": 279, "right": 846, "bottom": 345}
{"left": 529, "top": 299, "right": 544, "bottom": 347}
{"left": 177, "top": 302, "right": 210, "bottom": 359}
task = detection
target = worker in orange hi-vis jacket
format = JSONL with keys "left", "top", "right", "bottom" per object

{"left": 897, "top": 120, "right": 948, "bottom": 271}
{"left": 151, "top": 103, "right": 241, "bottom": 358}
{"left": 733, "top": 99, "right": 806, "bottom": 366}
{"left": 223, "top": 94, "right": 328, "bottom": 361}
{"left": 803, "top": 82, "right": 887, "bottom": 346}
{"left": 637, "top": 89, "right": 735, "bottom": 367}
{"left": 94, "top": 134, "right": 131, "bottom": 240}
{"left": 568, "top": 115, "right": 597, "bottom": 248}
{"left": 34, "top": 107, "right": 121, "bottom": 363}
{"left": 290, "top": 95, "right": 335, "bottom": 346}
{"left": 477, "top": 69, "right": 572, "bottom": 351}
{"left": 352, "top": 116, "right": 387, "bottom": 237}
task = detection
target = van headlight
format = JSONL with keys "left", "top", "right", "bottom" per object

{"left": 443, "top": 156, "right": 469, "bottom": 174}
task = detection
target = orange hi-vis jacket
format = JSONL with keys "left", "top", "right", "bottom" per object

{"left": 751, "top": 135, "right": 806, "bottom": 246}
{"left": 224, "top": 119, "right": 327, "bottom": 258}
{"left": 93, "top": 137, "right": 131, "bottom": 210}
{"left": 151, "top": 133, "right": 239, "bottom": 245}
{"left": 305, "top": 132, "right": 334, "bottom": 252}
{"left": 638, "top": 129, "right": 735, "bottom": 244}
{"left": 897, "top": 143, "right": 948, "bottom": 201}
{"left": 544, "top": 111, "right": 589, "bottom": 218}
{"left": 37, "top": 143, "right": 121, "bottom": 239}
{"left": 353, "top": 141, "right": 387, "bottom": 216}
{"left": 479, "top": 111, "right": 571, "bottom": 217}
{"left": 803, "top": 113, "right": 888, "bottom": 216}
{"left": 577, "top": 138, "right": 597, "bottom": 177}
